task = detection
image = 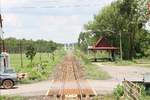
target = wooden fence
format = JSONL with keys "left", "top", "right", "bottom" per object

{"left": 123, "top": 80, "right": 141, "bottom": 100}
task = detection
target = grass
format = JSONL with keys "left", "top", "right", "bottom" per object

{"left": 84, "top": 51, "right": 150, "bottom": 67}
{"left": 93, "top": 95, "right": 150, "bottom": 100}
{"left": 0, "top": 96, "right": 26, "bottom": 100}
{"left": 101, "top": 58, "right": 150, "bottom": 67}
{"left": 9, "top": 49, "right": 65, "bottom": 83}
{"left": 10, "top": 52, "right": 59, "bottom": 69}
{"left": 1, "top": 95, "right": 114, "bottom": 100}
{"left": 1, "top": 95, "right": 149, "bottom": 100}
{"left": 85, "top": 63, "right": 111, "bottom": 80}
{"left": 144, "top": 96, "right": 150, "bottom": 100}
{"left": 75, "top": 49, "right": 111, "bottom": 80}
{"left": 102, "top": 60, "right": 135, "bottom": 66}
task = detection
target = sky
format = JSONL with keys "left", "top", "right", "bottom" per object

{"left": 0, "top": 0, "right": 114, "bottom": 43}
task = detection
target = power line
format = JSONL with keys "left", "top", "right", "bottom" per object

{"left": 1, "top": 4, "right": 101, "bottom": 9}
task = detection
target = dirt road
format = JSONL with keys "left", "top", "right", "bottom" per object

{"left": 1, "top": 63, "right": 150, "bottom": 96}
{"left": 95, "top": 63, "right": 150, "bottom": 82}
{"left": 0, "top": 81, "right": 52, "bottom": 96}
{"left": 91, "top": 63, "right": 150, "bottom": 94}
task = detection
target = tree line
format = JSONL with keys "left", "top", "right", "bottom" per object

{"left": 78, "top": 0, "right": 150, "bottom": 60}
{"left": 4, "top": 37, "right": 62, "bottom": 53}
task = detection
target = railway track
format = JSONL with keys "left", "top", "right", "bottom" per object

{"left": 47, "top": 53, "right": 96, "bottom": 100}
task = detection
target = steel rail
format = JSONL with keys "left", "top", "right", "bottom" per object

{"left": 72, "top": 61, "right": 83, "bottom": 100}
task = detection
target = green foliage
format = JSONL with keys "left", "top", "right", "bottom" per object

{"left": 141, "top": 85, "right": 146, "bottom": 97}
{"left": 11, "top": 49, "right": 65, "bottom": 83}
{"left": 78, "top": 32, "right": 96, "bottom": 52}
{"left": 79, "top": 0, "right": 150, "bottom": 60}
{"left": 113, "top": 84, "right": 124, "bottom": 100}
{"left": 5, "top": 37, "right": 62, "bottom": 53}
{"left": 25, "top": 44, "right": 36, "bottom": 63}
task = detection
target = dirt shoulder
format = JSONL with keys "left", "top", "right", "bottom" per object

{"left": 0, "top": 81, "right": 52, "bottom": 96}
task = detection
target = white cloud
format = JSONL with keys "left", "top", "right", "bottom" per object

{"left": 1, "top": 0, "right": 114, "bottom": 8}
{"left": 1, "top": 0, "right": 27, "bottom": 8}
{"left": 1, "top": 0, "right": 115, "bottom": 43}
{"left": 3, "top": 14, "right": 91, "bottom": 43}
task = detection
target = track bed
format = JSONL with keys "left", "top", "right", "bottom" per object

{"left": 47, "top": 53, "right": 96, "bottom": 100}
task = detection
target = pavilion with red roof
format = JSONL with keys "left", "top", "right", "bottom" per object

{"left": 88, "top": 36, "right": 119, "bottom": 61}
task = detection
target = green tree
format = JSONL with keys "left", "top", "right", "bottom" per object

{"left": 25, "top": 44, "right": 36, "bottom": 63}
{"left": 78, "top": 32, "right": 91, "bottom": 52}
{"left": 5, "top": 38, "right": 62, "bottom": 53}
{"left": 80, "top": 0, "right": 150, "bottom": 60}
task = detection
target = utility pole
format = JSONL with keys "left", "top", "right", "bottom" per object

{"left": 0, "top": 5, "right": 5, "bottom": 53}
{"left": 20, "top": 40, "right": 23, "bottom": 67}
{"left": 0, "top": 14, "right": 2, "bottom": 70}
{"left": 0, "top": 0, "right": 2, "bottom": 70}
{"left": 0, "top": 3, "right": 5, "bottom": 71}
{"left": 119, "top": 32, "right": 123, "bottom": 60}
{"left": 0, "top": 14, "right": 2, "bottom": 55}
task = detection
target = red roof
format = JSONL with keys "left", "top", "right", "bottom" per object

{"left": 88, "top": 37, "right": 119, "bottom": 50}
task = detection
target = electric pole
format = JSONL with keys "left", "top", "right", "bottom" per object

{"left": 0, "top": 14, "right": 2, "bottom": 54}
{"left": 119, "top": 32, "right": 123, "bottom": 60}
{"left": 20, "top": 40, "right": 23, "bottom": 67}
{"left": 0, "top": 1, "right": 5, "bottom": 53}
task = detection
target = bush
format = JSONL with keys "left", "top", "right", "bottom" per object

{"left": 113, "top": 84, "right": 124, "bottom": 100}
{"left": 140, "top": 84, "right": 148, "bottom": 100}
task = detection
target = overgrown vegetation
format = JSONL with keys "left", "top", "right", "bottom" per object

{"left": 111, "top": 84, "right": 150, "bottom": 100}
{"left": 75, "top": 49, "right": 111, "bottom": 80}
{"left": 93, "top": 95, "right": 150, "bottom": 100}
{"left": 113, "top": 84, "right": 124, "bottom": 100}
{"left": 11, "top": 49, "right": 65, "bottom": 83}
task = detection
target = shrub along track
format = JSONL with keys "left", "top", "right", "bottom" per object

{"left": 46, "top": 52, "right": 96, "bottom": 100}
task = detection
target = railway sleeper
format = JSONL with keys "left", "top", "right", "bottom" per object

{"left": 47, "top": 94, "right": 95, "bottom": 99}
